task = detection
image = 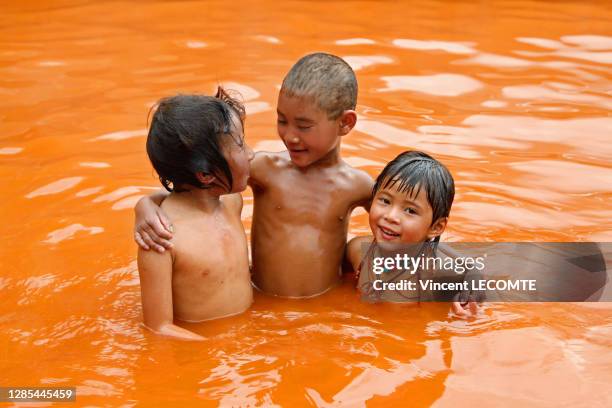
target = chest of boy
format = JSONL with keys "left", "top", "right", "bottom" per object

{"left": 258, "top": 182, "right": 353, "bottom": 224}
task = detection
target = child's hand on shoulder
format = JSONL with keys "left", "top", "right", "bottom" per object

{"left": 134, "top": 196, "right": 174, "bottom": 253}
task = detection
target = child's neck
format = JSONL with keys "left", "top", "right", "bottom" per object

{"left": 179, "top": 187, "right": 222, "bottom": 213}
{"left": 303, "top": 143, "right": 342, "bottom": 170}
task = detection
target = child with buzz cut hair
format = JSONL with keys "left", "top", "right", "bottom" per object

{"left": 281, "top": 52, "right": 358, "bottom": 120}
{"left": 135, "top": 53, "right": 374, "bottom": 298}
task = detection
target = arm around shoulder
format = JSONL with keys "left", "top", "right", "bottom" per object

{"left": 134, "top": 189, "right": 174, "bottom": 252}
{"left": 351, "top": 169, "right": 374, "bottom": 211}
{"left": 346, "top": 236, "right": 372, "bottom": 273}
{"left": 248, "top": 151, "right": 276, "bottom": 190}
{"left": 222, "top": 193, "right": 243, "bottom": 216}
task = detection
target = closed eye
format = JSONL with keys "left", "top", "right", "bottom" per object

{"left": 378, "top": 197, "right": 390, "bottom": 205}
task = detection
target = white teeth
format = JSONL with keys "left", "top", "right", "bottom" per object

{"left": 380, "top": 226, "right": 399, "bottom": 237}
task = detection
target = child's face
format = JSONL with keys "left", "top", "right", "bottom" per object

{"left": 369, "top": 182, "right": 445, "bottom": 244}
{"left": 277, "top": 92, "right": 341, "bottom": 167}
{"left": 223, "top": 114, "right": 253, "bottom": 193}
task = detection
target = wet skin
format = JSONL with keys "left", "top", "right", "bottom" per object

{"left": 138, "top": 193, "right": 253, "bottom": 330}
{"left": 247, "top": 93, "right": 372, "bottom": 297}
{"left": 135, "top": 94, "right": 373, "bottom": 298}
{"left": 345, "top": 182, "right": 478, "bottom": 316}
{"left": 137, "top": 116, "right": 254, "bottom": 340}
{"left": 249, "top": 150, "right": 372, "bottom": 297}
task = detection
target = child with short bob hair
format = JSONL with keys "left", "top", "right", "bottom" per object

{"left": 346, "top": 151, "right": 479, "bottom": 316}
{"left": 137, "top": 88, "right": 254, "bottom": 340}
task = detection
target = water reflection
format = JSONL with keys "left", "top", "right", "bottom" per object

{"left": 26, "top": 177, "right": 84, "bottom": 198}
{"left": 392, "top": 39, "right": 476, "bottom": 54}
{"left": 2, "top": 0, "right": 611, "bottom": 406}
{"left": 343, "top": 55, "right": 393, "bottom": 71}
{"left": 336, "top": 38, "right": 376, "bottom": 46}
{"left": 379, "top": 74, "right": 483, "bottom": 96}
{"left": 0, "top": 147, "right": 23, "bottom": 154}
{"left": 44, "top": 223, "right": 104, "bottom": 244}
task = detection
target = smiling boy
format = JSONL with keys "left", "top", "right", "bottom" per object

{"left": 135, "top": 53, "right": 373, "bottom": 298}
{"left": 249, "top": 54, "right": 373, "bottom": 296}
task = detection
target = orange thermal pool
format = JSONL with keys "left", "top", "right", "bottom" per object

{"left": 1, "top": 1, "right": 611, "bottom": 406}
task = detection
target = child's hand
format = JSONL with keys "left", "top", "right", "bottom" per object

{"left": 451, "top": 300, "right": 480, "bottom": 318}
{"left": 134, "top": 196, "right": 173, "bottom": 252}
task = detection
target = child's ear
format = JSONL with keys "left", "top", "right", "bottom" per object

{"left": 427, "top": 217, "right": 448, "bottom": 240}
{"left": 338, "top": 110, "right": 357, "bottom": 136}
{"left": 196, "top": 172, "right": 216, "bottom": 185}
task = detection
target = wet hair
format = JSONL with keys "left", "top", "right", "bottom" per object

{"left": 281, "top": 52, "right": 357, "bottom": 119}
{"left": 146, "top": 87, "right": 245, "bottom": 193}
{"left": 373, "top": 151, "right": 455, "bottom": 242}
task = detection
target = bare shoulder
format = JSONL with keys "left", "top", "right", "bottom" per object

{"left": 220, "top": 193, "right": 243, "bottom": 216}
{"left": 338, "top": 162, "right": 374, "bottom": 206}
{"left": 348, "top": 235, "right": 374, "bottom": 252}
{"left": 346, "top": 235, "right": 374, "bottom": 271}
{"left": 249, "top": 151, "right": 290, "bottom": 188}
{"left": 138, "top": 244, "right": 173, "bottom": 273}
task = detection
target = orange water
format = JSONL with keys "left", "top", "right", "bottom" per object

{"left": 1, "top": 1, "right": 611, "bottom": 406}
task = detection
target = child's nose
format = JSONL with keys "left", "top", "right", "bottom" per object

{"left": 284, "top": 128, "right": 300, "bottom": 144}
{"left": 383, "top": 207, "right": 401, "bottom": 223}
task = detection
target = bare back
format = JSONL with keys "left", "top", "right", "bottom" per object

{"left": 249, "top": 151, "right": 372, "bottom": 297}
{"left": 161, "top": 193, "right": 253, "bottom": 321}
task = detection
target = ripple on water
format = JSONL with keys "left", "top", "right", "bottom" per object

{"left": 93, "top": 186, "right": 142, "bottom": 203}
{"left": 26, "top": 177, "right": 84, "bottom": 198}
{"left": 435, "top": 325, "right": 612, "bottom": 405}
{"left": 392, "top": 39, "right": 476, "bottom": 55}
{"left": 253, "top": 35, "right": 281, "bottom": 44}
{"left": 508, "top": 160, "right": 612, "bottom": 194}
{"left": 516, "top": 37, "right": 566, "bottom": 50}
{"left": 0, "top": 147, "right": 23, "bottom": 155}
{"left": 342, "top": 55, "right": 393, "bottom": 71}
{"left": 457, "top": 52, "right": 534, "bottom": 68}
{"left": 560, "top": 35, "right": 612, "bottom": 50}
{"left": 198, "top": 351, "right": 282, "bottom": 406}
{"left": 185, "top": 40, "right": 207, "bottom": 48}
{"left": 79, "top": 162, "right": 110, "bottom": 168}
{"left": 306, "top": 339, "right": 446, "bottom": 406}
{"left": 75, "top": 186, "right": 104, "bottom": 197}
{"left": 44, "top": 223, "right": 104, "bottom": 244}
{"left": 245, "top": 101, "right": 272, "bottom": 115}
{"left": 502, "top": 84, "right": 612, "bottom": 110}
{"left": 336, "top": 38, "right": 376, "bottom": 46}
{"left": 379, "top": 74, "right": 484, "bottom": 97}
{"left": 91, "top": 129, "right": 146, "bottom": 141}
{"left": 220, "top": 82, "right": 260, "bottom": 100}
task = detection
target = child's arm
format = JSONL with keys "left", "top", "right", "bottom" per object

{"left": 345, "top": 236, "right": 371, "bottom": 274}
{"left": 221, "top": 192, "right": 243, "bottom": 215}
{"left": 352, "top": 169, "right": 374, "bottom": 211}
{"left": 137, "top": 248, "right": 204, "bottom": 341}
{"left": 134, "top": 190, "right": 173, "bottom": 252}
{"left": 247, "top": 151, "right": 268, "bottom": 191}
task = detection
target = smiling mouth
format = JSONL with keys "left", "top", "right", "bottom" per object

{"left": 378, "top": 225, "right": 400, "bottom": 240}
